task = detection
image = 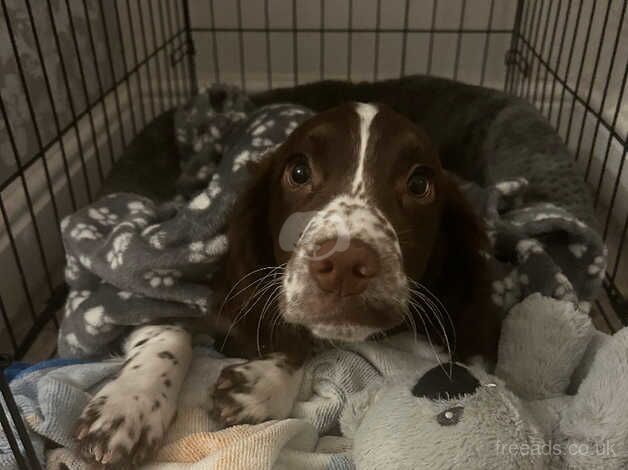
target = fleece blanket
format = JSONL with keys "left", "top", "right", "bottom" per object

{"left": 2, "top": 332, "right": 438, "bottom": 469}
{"left": 57, "top": 82, "right": 606, "bottom": 358}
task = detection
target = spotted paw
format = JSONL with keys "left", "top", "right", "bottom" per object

{"left": 74, "top": 385, "right": 174, "bottom": 466}
{"left": 211, "top": 354, "right": 303, "bottom": 427}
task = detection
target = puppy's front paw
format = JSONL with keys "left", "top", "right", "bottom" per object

{"left": 75, "top": 386, "right": 173, "bottom": 466}
{"left": 211, "top": 354, "right": 302, "bottom": 427}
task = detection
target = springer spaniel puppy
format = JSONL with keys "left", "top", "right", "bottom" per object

{"left": 74, "top": 102, "right": 500, "bottom": 466}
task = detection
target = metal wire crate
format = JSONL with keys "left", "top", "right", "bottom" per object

{"left": 0, "top": 0, "right": 626, "bottom": 468}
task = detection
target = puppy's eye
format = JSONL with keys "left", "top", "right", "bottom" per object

{"left": 407, "top": 166, "right": 434, "bottom": 199}
{"left": 286, "top": 155, "right": 311, "bottom": 186}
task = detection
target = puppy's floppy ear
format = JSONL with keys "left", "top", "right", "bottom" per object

{"left": 224, "top": 155, "right": 277, "bottom": 285}
{"left": 428, "top": 174, "right": 500, "bottom": 362}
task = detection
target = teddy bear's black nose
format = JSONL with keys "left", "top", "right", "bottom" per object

{"left": 412, "top": 363, "right": 480, "bottom": 400}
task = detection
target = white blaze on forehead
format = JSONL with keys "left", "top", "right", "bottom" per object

{"left": 352, "top": 102, "right": 379, "bottom": 194}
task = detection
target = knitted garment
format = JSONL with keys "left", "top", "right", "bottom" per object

{"left": 2, "top": 334, "right": 436, "bottom": 470}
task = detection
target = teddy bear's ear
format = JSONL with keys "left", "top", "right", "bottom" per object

{"left": 340, "top": 381, "right": 383, "bottom": 438}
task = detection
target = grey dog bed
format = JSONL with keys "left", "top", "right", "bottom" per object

{"left": 102, "top": 75, "right": 595, "bottom": 228}
{"left": 59, "top": 76, "right": 605, "bottom": 357}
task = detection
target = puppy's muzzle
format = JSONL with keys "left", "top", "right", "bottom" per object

{"left": 308, "top": 239, "right": 380, "bottom": 296}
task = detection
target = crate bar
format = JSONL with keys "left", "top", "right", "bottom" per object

{"left": 208, "top": 0, "right": 221, "bottom": 84}
{"left": 584, "top": 1, "right": 627, "bottom": 179}
{"left": 522, "top": 0, "right": 545, "bottom": 101}
{"left": 292, "top": 0, "right": 299, "bottom": 85}
{"left": 600, "top": 72, "right": 628, "bottom": 233}
{"left": 173, "top": 0, "right": 191, "bottom": 100}
{"left": 64, "top": 0, "right": 107, "bottom": 183}
{"left": 113, "top": 0, "right": 139, "bottom": 137}
{"left": 236, "top": 0, "right": 246, "bottom": 90}
{"left": 546, "top": 0, "right": 571, "bottom": 123}
{"left": 504, "top": 0, "right": 523, "bottom": 92}
{"left": 0, "top": 295, "right": 17, "bottom": 353}
{"left": 0, "top": 355, "right": 42, "bottom": 470}
{"left": 480, "top": 0, "right": 495, "bottom": 87}
{"left": 612, "top": 200, "right": 628, "bottom": 281}
{"left": 529, "top": 0, "right": 554, "bottom": 107}
{"left": 23, "top": 0, "right": 78, "bottom": 212}
{"left": 157, "top": 0, "right": 176, "bottom": 109}
{"left": 516, "top": 36, "right": 625, "bottom": 149}
{"left": 427, "top": 0, "right": 437, "bottom": 74}
{"left": 0, "top": 400, "right": 29, "bottom": 470}
{"left": 373, "top": 0, "right": 380, "bottom": 80}
{"left": 0, "top": 103, "right": 55, "bottom": 308}
{"left": 348, "top": 0, "right": 353, "bottom": 80}
{"left": 147, "top": 0, "right": 167, "bottom": 114}
{"left": 573, "top": 0, "right": 613, "bottom": 165}
{"left": 11, "top": 284, "right": 68, "bottom": 360}
{"left": 516, "top": 0, "right": 539, "bottom": 97}
{"left": 99, "top": 0, "right": 128, "bottom": 149}
{"left": 82, "top": 0, "right": 116, "bottom": 167}
{"left": 125, "top": 0, "right": 148, "bottom": 126}
{"left": 453, "top": 0, "right": 466, "bottom": 80}
{"left": 0, "top": 197, "right": 37, "bottom": 321}
{"left": 182, "top": 0, "right": 198, "bottom": 95}
{"left": 400, "top": 0, "right": 409, "bottom": 77}
{"left": 537, "top": 0, "right": 562, "bottom": 117}
{"left": 563, "top": 0, "right": 598, "bottom": 146}
{"left": 166, "top": 0, "right": 184, "bottom": 105}
{"left": 510, "top": 0, "right": 533, "bottom": 95}
{"left": 137, "top": 0, "right": 157, "bottom": 120}
{"left": 191, "top": 27, "right": 512, "bottom": 34}
{"left": 0, "top": 30, "right": 185, "bottom": 195}
{"left": 0, "top": 0, "right": 62, "bottom": 233}
{"left": 46, "top": 0, "right": 93, "bottom": 202}
{"left": 554, "top": 0, "right": 584, "bottom": 132}
{"left": 265, "top": 0, "right": 273, "bottom": 87}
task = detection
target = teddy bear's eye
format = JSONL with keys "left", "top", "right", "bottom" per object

{"left": 436, "top": 406, "right": 464, "bottom": 426}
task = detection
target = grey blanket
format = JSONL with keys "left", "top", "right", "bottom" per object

{"left": 58, "top": 82, "right": 606, "bottom": 358}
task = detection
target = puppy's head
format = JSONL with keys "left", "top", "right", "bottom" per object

{"left": 224, "top": 102, "right": 489, "bottom": 349}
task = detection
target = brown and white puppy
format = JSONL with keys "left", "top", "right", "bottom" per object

{"left": 211, "top": 102, "right": 499, "bottom": 425}
{"left": 74, "top": 102, "right": 500, "bottom": 466}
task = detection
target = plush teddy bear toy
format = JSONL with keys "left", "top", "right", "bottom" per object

{"left": 339, "top": 293, "right": 628, "bottom": 469}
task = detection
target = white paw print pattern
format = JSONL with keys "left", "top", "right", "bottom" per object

{"left": 117, "top": 290, "right": 135, "bottom": 300}
{"left": 64, "top": 290, "right": 91, "bottom": 318}
{"left": 568, "top": 243, "right": 587, "bottom": 258}
{"left": 251, "top": 137, "right": 273, "bottom": 147}
{"left": 64, "top": 333, "right": 87, "bottom": 353}
{"left": 587, "top": 255, "right": 606, "bottom": 279}
{"left": 188, "top": 235, "right": 228, "bottom": 263}
{"left": 128, "top": 201, "right": 154, "bottom": 217}
{"left": 491, "top": 271, "right": 528, "bottom": 309}
{"left": 233, "top": 150, "right": 256, "bottom": 172}
{"left": 84, "top": 306, "right": 113, "bottom": 335}
{"left": 284, "top": 120, "right": 299, "bottom": 136}
{"left": 65, "top": 255, "right": 80, "bottom": 281}
{"left": 148, "top": 231, "right": 167, "bottom": 250}
{"left": 70, "top": 223, "right": 102, "bottom": 241}
{"left": 60, "top": 216, "right": 71, "bottom": 232}
{"left": 553, "top": 272, "right": 575, "bottom": 300}
{"left": 189, "top": 174, "right": 222, "bottom": 210}
{"left": 516, "top": 239, "right": 544, "bottom": 262}
{"left": 88, "top": 207, "right": 119, "bottom": 226}
{"left": 495, "top": 178, "right": 526, "bottom": 196}
{"left": 280, "top": 109, "right": 307, "bottom": 117}
{"left": 196, "top": 165, "right": 212, "bottom": 180}
{"left": 143, "top": 269, "right": 182, "bottom": 288}
{"left": 79, "top": 255, "right": 92, "bottom": 269}
{"left": 106, "top": 233, "right": 133, "bottom": 269}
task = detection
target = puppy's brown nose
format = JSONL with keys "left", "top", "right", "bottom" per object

{"left": 309, "top": 239, "right": 380, "bottom": 295}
